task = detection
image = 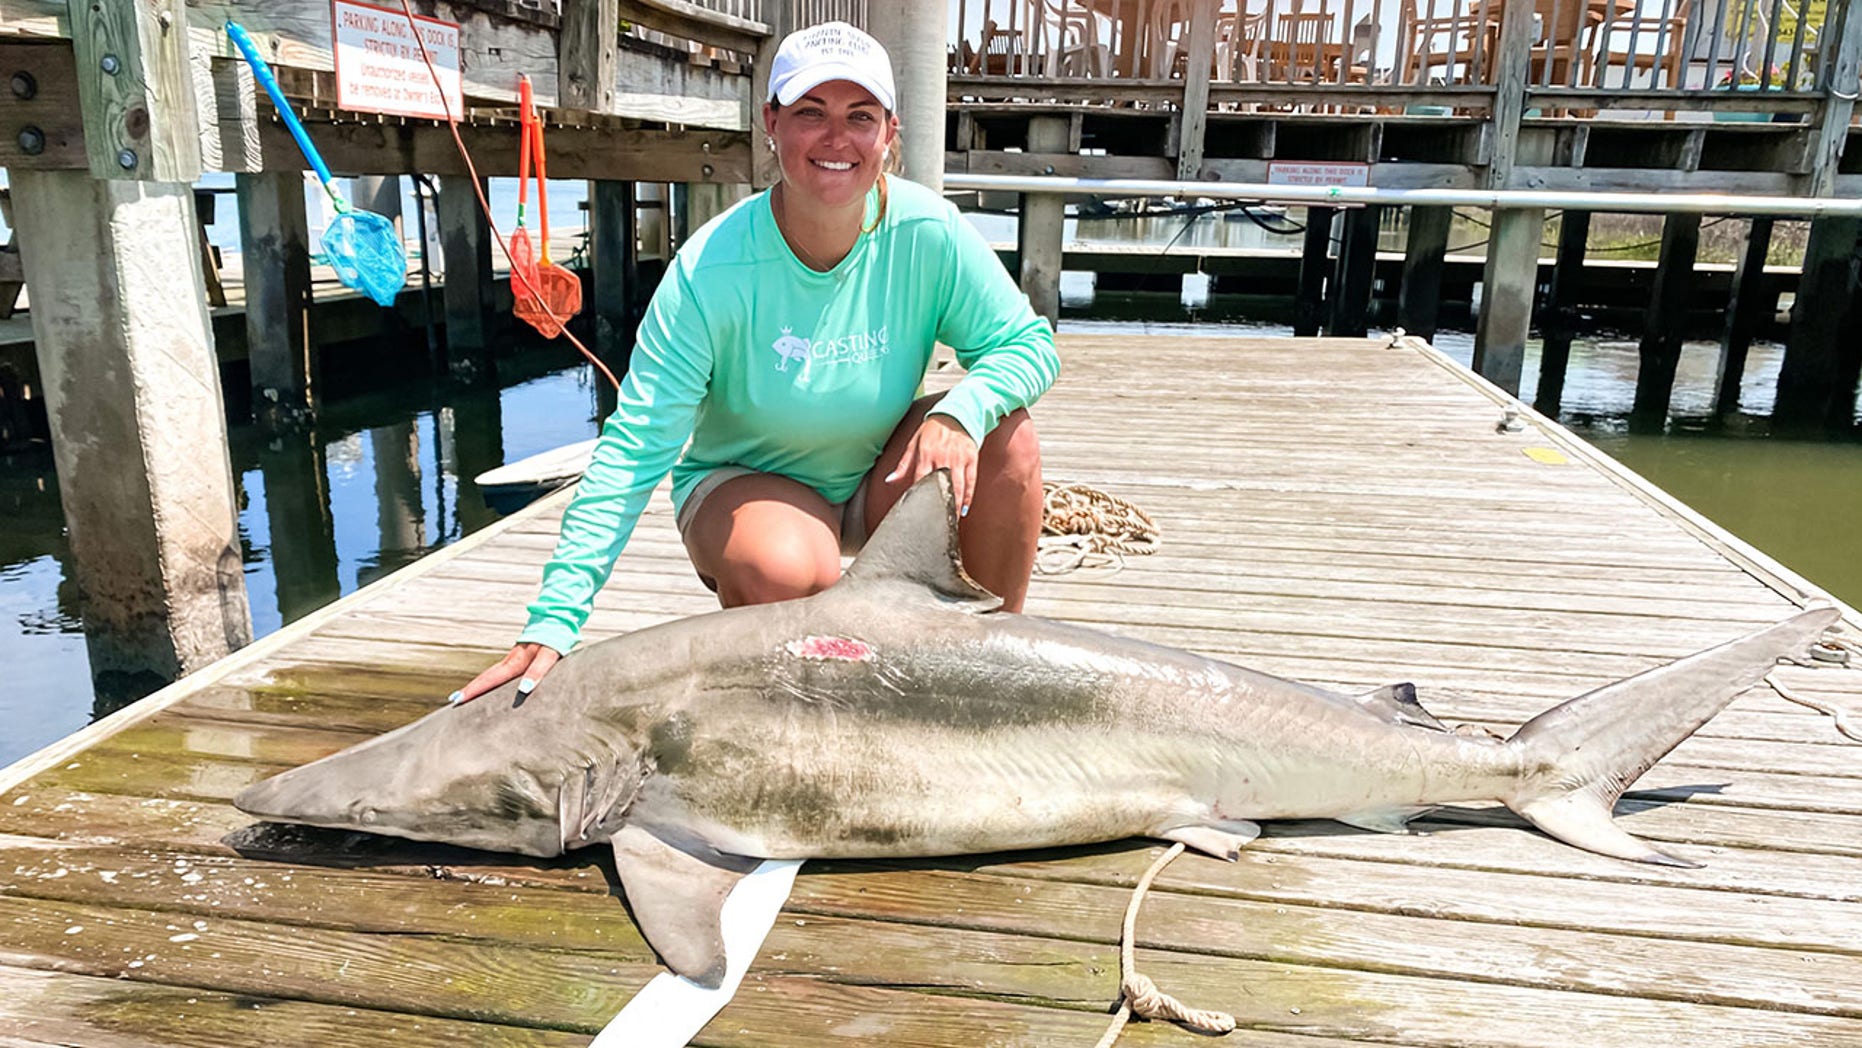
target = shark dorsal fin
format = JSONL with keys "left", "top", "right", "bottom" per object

{"left": 840, "top": 471, "right": 1002, "bottom": 611}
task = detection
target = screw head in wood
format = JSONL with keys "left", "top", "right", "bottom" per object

{"left": 117, "top": 147, "right": 138, "bottom": 170}
{"left": 9, "top": 71, "right": 35, "bottom": 100}
{"left": 101, "top": 54, "right": 121, "bottom": 76}
{"left": 17, "top": 126, "right": 44, "bottom": 155}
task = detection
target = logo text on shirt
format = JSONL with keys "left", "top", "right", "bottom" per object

{"left": 770, "top": 325, "right": 890, "bottom": 372}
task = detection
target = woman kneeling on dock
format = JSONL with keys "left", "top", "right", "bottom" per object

{"left": 452, "top": 22, "right": 1060, "bottom": 704}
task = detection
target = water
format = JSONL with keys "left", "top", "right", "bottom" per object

{"left": 2, "top": 205, "right": 1858, "bottom": 771}
{"left": 0, "top": 353, "right": 605, "bottom": 769}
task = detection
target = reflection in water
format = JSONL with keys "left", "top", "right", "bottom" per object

{"left": 0, "top": 351, "right": 606, "bottom": 768}
{"left": 258, "top": 427, "right": 340, "bottom": 625}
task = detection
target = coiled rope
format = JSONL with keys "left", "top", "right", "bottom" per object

{"left": 1038, "top": 483, "right": 1161, "bottom": 575}
{"left": 1092, "top": 843, "right": 1236, "bottom": 1048}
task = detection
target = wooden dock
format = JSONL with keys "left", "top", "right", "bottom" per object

{"left": 3, "top": 334, "right": 1858, "bottom": 1047}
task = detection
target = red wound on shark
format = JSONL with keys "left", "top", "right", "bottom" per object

{"left": 786, "top": 636, "right": 875, "bottom": 661}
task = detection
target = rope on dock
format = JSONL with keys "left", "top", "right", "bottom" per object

{"left": 1038, "top": 483, "right": 1160, "bottom": 575}
{"left": 1093, "top": 842, "right": 1236, "bottom": 1048}
{"left": 1767, "top": 673, "right": 1862, "bottom": 745}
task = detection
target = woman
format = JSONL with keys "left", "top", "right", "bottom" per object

{"left": 453, "top": 21, "right": 1059, "bottom": 705}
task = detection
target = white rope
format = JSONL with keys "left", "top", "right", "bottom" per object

{"left": 1767, "top": 673, "right": 1862, "bottom": 744}
{"left": 1093, "top": 843, "right": 1236, "bottom": 1048}
{"left": 1038, "top": 483, "right": 1161, "bottom": 576}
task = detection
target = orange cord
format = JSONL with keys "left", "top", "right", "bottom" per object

{"left": 396, "top": 0, "right": 621, "bottom": 391}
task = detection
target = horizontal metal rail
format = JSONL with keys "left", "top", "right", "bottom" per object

{"left": 942, "top": 172, "right": 1862, "bottom": 217}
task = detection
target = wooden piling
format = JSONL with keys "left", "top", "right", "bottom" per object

{"left": 1534, "top": 209, "right": 1590, "bottom": 418}
{"left": 235, "top": 171, "right": 315, "bottom": 424}
{"left": 351, "top": 176, "right": 403, "bottom": 236}
{"left": 1294, "top": 207, "right": 1335, "bottom": 338}
{"left": 1329, "top": 205, "right": 1380, "bottom": 338}
{"left": 1017, "top": 116, "right": 1069, "bottom": 326}
{"left": 437, "top": 175, "right": 495, "bottom": 382}
{"left": 1397, "top": 205, "right": 1452, "bottom": 344}
{"left": 9, "top": 170, "right": 252, "bottom": 679}
{"left": 1714, "top": 216, "right": 1774, "bottom": 420}
{"left": 1471, "top": 207, "right": 1543, "bottom": 395}
{"left": 591, "top": 178, "right": 638, "bottom": 418}
{"left": 1629, "top": 213, "right": 1703, "bottom": 433}
{"left": 1774, "top": 216, "right": 1862, "bottom": 435}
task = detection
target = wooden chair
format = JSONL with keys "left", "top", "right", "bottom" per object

{"left": 1396, "top": 0, "right": 1502, "bottom": 86}
{"left": 968, "top": 18, "right": 1028, "bottom": 75}
{"left": 1265, "top": 10, "right": 1333, "bottom": 82}
{"left": 1587, "top": 0, "right": 1694, "bottom": 92}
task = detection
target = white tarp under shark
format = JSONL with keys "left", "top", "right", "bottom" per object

{"left": 232, "top": 471, "right": 1838, "bottom": 989}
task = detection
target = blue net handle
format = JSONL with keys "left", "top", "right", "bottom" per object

{"left": 225, "top": 21, "right": 342, "bottom": 206}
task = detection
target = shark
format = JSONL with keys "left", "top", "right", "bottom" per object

{"left": 234, "top": 471, "right": 1837, "bottom": 987}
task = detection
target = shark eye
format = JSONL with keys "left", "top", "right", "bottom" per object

{"left": 359, "top": 806, "right": 378, "bottom": 825}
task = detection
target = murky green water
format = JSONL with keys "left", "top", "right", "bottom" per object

{"left": 1583, "top": 431, "right": 1862, "bottom": 610}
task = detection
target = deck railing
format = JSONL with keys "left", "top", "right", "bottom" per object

{"left": 949, "top": 0, "right": 1847, "bottom": 117}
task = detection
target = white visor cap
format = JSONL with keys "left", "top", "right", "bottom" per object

{"left": 767, "top": 21, "right": 896, "bottom": 113}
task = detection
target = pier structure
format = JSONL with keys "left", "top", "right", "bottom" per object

{"left": 1, "top": 333, "right": 1858, "bottom": 1045}
{"left": 945, "top": 0, "right": 1862, "bottom": 432}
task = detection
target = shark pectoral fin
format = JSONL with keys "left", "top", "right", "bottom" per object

{"left": 1158, "top": 819, "right": 1262, "bottom": 862}
{"left": 1336, "top": 805, "right": 1436, "bottom": 834}
{"left": 838, "top": 471, "right": 1002, "bottom": 612}
{"left": 1513, "top": 790, "right": 1699, "bottom": 868}
{"left": 609, "top": 825, "right": 762, "bottom": 988}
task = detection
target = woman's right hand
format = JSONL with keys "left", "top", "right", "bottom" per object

{"left": 450, "top": 642, "right": 562, "bottom": 706}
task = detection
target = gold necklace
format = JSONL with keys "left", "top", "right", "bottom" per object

{"left": 774, "top": 187, "right": 852, "bottom": 272}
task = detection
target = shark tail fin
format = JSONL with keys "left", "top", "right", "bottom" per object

{"left": 1501, "top": 606, "right": 1838, "bottom": 867}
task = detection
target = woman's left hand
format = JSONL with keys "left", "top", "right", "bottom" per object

{"left": 885, "top": 414, "right": 980, "bottom": 515}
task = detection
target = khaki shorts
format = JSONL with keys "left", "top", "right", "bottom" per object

{"left": 674, "top": 465, "right": 873, "bottom": 560}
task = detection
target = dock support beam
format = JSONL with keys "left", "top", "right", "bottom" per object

{"left": 1629, "top": 213, "right": 1702, "bottom": 433}
{"left": 1535, "top": 210, "right": 1590, "bottom": 418}
{"left": 1471, "top": 208, "right": 1542, "bottom": 395}
{"left": 10, "top": 170, "right": 252, "bottom": 684}
{"left": 236, "top": 171, "right": 315, "bottom": 425}
{"left": 1775, "top": 217, "right": 1862, "bottom": 435}
{"left": 1018, "top": 116, "right": 1069, "bottom": 326}
{"left": 867, "top": 0, "right": 948, "bottom": 191}
{"left": 592, "top": 178, "right": 638, "bottom": 419}
{"left": 438, "top": 175, "right": 495, "bottom": 382}
{"left": 1398, "top": 205, "right": 1452, "bottom": 344}
{"left": 1294, "top": 207, "right": 1334, "bottom": 338}
{"left": 1714, "top": 216, "right": 1774, "bottom": 420}
{"left": 1329, "top": 206, "right": 1380, "bottom": 338}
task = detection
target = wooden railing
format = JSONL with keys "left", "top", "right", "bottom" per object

{"left": 950, "top": 0, "right": 1848, "bottom": 118}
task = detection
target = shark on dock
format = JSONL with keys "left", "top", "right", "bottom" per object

{"left": 233, "top": 472, "right": 1837, "bottom": 987}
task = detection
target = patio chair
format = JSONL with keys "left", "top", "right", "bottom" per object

{"left": 1587, "top": 0, "right": 1694, "bottom": 92}
{"left": 1396, "top": 0, "right": 1502, "bottom": 85}
{"left": 1216, "top": 7, "right": 1269, "bottom": 82}
{"left": 1036, "top": 0, "right": 1115, "bottom": 78}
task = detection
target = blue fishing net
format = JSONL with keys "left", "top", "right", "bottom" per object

{"left": 322, "top": 210, "right": 407, "bottom": 308}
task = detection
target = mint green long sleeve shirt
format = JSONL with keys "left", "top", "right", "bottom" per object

{"left": 518, "top": 177, "right": 1059, "bottom": 655}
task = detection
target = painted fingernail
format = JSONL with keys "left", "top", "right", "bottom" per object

{"left": 517, "top": 677, "right": 537, "bottom": 695}
{"left": 445, "top": 690, "right": 463, "bottom": 706}
{"left": 960, "top": 504, "right": 970, "bottom": 517}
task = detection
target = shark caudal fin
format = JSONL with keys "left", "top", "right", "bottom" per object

{"left": 1502, "top": 606, "right": 1839, "bottom": 867}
